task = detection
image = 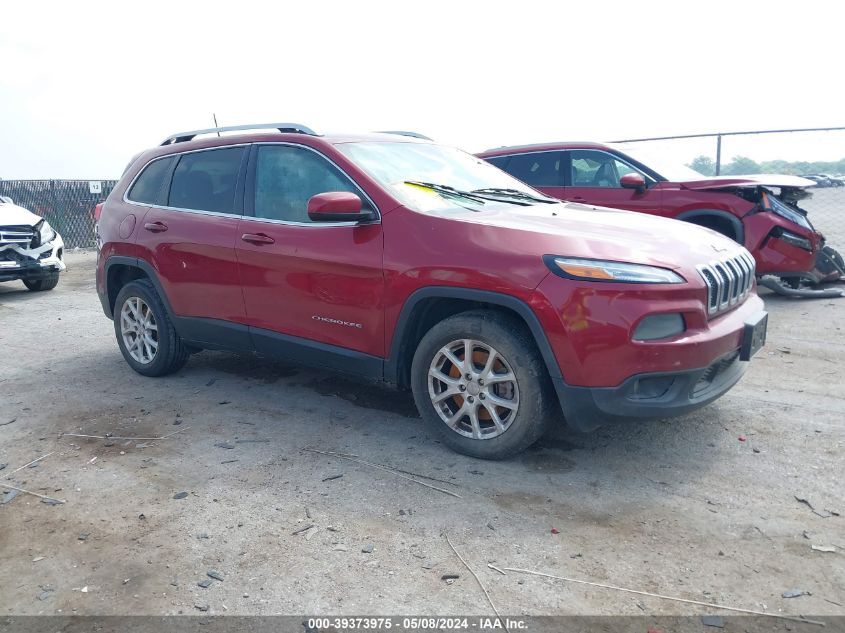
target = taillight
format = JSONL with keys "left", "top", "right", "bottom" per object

{"left": 93, "top": 202, "right": 104, "bottom": 222}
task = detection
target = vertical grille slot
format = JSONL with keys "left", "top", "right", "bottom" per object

{"left": 698, "top": 250, "right": 756, "bottom": 316}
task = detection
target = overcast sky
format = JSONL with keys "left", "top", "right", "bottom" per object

{"left": 2, "top": 1, "right": 843, "bottom": 179}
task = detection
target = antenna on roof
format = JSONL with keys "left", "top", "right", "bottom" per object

{"left": 213, "top": 114, "right": 220, "bottom": 137}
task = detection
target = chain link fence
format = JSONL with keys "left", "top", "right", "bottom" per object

{"left": 0, "top": 180, "right": 116, "bottom": 249}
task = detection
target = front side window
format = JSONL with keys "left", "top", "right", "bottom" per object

{"left": 127, "top": 157, "right": 175, "bottom": 205}
{"left": 254, "top": 145, "right": 371, "bottom": 223}
{"left": 501, "top": 152, "right": 563, "bottom": 187}
{"left": 168, "top": 147, "right": 245, "bottom": 214}
{"left": 570, "top": 150, "right": 647, "bottom": 188}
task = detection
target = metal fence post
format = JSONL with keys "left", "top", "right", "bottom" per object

{"left": 715, "top": 134, "right": 722, "bottom": 176}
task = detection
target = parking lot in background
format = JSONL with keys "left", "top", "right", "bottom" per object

{"left": 0, "top": 251, "right": 842, "bottom": 617}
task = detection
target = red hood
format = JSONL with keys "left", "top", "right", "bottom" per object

{"left": 427, "top": 201, "right": 746, "bottom": 277}
{"left": 677, "top": 174, "right": 815, "bottom": 190}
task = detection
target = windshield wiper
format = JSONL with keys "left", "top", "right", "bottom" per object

{"left": 471, "top": 188, "right": 559, "bottom": 204}
{"left": 404, "top": 181, "right": 488, "bottom": 204}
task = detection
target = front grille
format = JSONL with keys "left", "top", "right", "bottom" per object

{"left": 0, "top": 225, "right": 35, "bottom": 246}
{"left": 697, "top": 251, "right": 756, "bottom": 316}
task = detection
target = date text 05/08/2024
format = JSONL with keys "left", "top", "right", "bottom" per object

{"left": 305, "top": 617, "right": 527, "bottom": 630}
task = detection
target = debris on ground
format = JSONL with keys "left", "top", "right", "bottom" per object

{"left": 197, "top": 533, "right": 210, "bottom": 540}
{"left": 2, "top": 489, "right": 20, "bottom": 504}
{"left": 304, "top": 448, "right": 461, "bottom": 498}
{"left": 322, "top": 474, "right": 344, "bottom": 482}
{"left": 32, "top": 557, "right": 45, "bottom": 563}
{"left": 503, "top": 567, "right": 825, "bottom": 626}
{"left": 361, "top": 543, "right": 374, "bottom": 553}
{"left": 292, "top": 524, "right": 315, "bottom": 536}
{"left": 701, "top": 615, "right": 725, "bottom": 628}
{"left": 197, "top": 579, "right": 212, "bottom": 588}
{"left": 78, "top": 533, "right": 90, "bottom": 541}
{"left": 551, "top": 528, "right": 560, "bottom": 534}
{"left": 207, "top": 570, "right": 224, "bottom": 581}
{"left": 0, "top": 418, "right": 17, "bottom": 427}
{"left": 738, "top": 436, "right": 747, "bottom": 442}
{"left": 782, "top": 588, "right": 811, "bottom": 598}
{"left": 795, "top": 495, "right": 833, "bottom": 518}
{"left": 214, "top": 442, "right": 235, "bottom": 450}
{"left": 194, "top": 603, "right": 209, "bottom": 612}
{"left": 811, "top": 544, "right": 836, "bottom": 553}
{"left": 441, "top": 573, "right": 460, "bottom": 582}
{"left": 61, "top": 428, "right": 188, "bottom": 441}
{"left": 172, "top": 492, "right": 188, "bottom": 500}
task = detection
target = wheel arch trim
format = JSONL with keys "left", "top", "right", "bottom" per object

{"left": 676, "top": 209, "right": 745, "bottom": 243}
{"left": 385, "top": 286, "right": 562, "bottom": 386}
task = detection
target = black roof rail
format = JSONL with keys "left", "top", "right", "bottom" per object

{"left": 160, "top": 122, "right": 318, "bottom": 146}
{"left": 376, "top": 130, "right": 433, "bottom": 141}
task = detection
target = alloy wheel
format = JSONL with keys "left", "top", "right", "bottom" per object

{"left": 120, "top": 296, "right": 159, "bottom": 365}
{"left": 427, "top": 338, "right": 519, "bottom": 439}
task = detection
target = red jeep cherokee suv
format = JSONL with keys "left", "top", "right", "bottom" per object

{"left": 97, "top": 124, "right": 767, "bottom": 459}
{"left": 478, "top": 142, "right": 843, "bottom": 294}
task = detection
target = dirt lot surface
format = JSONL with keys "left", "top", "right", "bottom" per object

{"left": 0, "top": 251, "right": 843, "bottom": 620}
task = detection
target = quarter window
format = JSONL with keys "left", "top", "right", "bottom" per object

{"left": 570, "top": 150, "right": 647, "bottom": 188}
{"left": 254, "top": 145, "right": 372, "bottom": 223}
{"left": 168, "top": 147, "right": 245, "bottom": 214}
{"left": 127, "top": 157, "right": 175, "bottom": 205}
{"left": 500, "top": 152, "right": 563, "bottom": 187}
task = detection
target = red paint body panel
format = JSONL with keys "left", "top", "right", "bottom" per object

{"left": 235, "top": 220, "right": 385, "bottom": 356}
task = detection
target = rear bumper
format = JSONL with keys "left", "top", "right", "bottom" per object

{"left": 554, "top": 347, "right": 747, "bottom": 431}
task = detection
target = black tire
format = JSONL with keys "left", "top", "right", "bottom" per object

{"left": 411, "top": 310, "right": 554, "bottom": 459}
{"left": 113, "top": 279, "right": 190, "bottom": 377}
{"left": 23, "top": 272, "right": 60, "bottom": 292}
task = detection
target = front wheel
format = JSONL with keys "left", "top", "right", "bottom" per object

{"left": 23, "top": 272, "right": 60, "bottom": 292}
{"left": 411, "top": 310, "right": 554, "bottom": 459}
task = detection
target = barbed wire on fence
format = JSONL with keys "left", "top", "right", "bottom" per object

{"left": 0, "top": 180, "right": 116, "bottom": 249}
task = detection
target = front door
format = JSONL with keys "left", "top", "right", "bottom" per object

{"left": 562, "top": 149, "right": 663, "bottom": 214}
{"left": 235, "top": 144, "right": 385, "bottom": 363}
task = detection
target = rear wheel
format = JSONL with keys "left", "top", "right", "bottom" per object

{"left": 23, "top": 272, "right": 59, "bottom": 292}
{"left": 411, "top": 310, "right": 554, "bottom": 459}
{"left": 114, "top": 279, "right": 190, "bottom": 377}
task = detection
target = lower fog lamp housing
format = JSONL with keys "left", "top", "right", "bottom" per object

{"left": 633, "top": 314, "right": 685, "bottom": 341}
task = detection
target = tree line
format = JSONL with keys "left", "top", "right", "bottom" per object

{"left": 687, "top": 155, "right": 845, "bottom": 176}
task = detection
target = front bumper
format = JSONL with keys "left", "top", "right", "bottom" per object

{"left": 554, "top": 347, "right": 747, "bottom": 432}
{"left": 0, "top": 235, "right": 65, "bottom": 282}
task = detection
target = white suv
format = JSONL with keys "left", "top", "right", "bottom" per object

{"left": 0, "top": 198, "right": 65, "bottom": 291}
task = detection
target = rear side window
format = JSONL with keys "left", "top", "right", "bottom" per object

{"left": 127, "top": 157, "right": 175, "bottom": 205}
{"left": 168, "top": 147, "right": 245, "bottom": 214}
{"left": 501, "top": 152, "right": 563, "bottom": 187}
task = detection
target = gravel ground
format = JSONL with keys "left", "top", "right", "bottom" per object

{"left": 0, "top": 251, "right": 842, "bottom": 620}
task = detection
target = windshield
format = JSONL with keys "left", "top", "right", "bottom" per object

{"left": 610, "top": 144, "right": 710, "bottom": 182}
{"left": 336, "top": 141, "right": 551, "bottom": 212}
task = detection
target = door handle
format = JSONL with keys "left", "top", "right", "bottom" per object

{"left": 569, "top": 196, "right": 587, "bottom": 202}
{"left": 241, "top": 233, "right": 275, "bottom": 245}
{"left": 143, "top": 222, "right": 168, "bottom": 232}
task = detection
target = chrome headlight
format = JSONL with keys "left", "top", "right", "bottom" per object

{"left": 544, "top": 256, "right": 685, "bottom": 284}
{"left": 37, "top": 220, "right": 56, "bottom": 245}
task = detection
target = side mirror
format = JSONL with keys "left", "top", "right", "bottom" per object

{"left": 307, "top": 191, "right": 372, "bottom": 223}
{"left": 620, "top": 173, "right": 647, "bottom": 192}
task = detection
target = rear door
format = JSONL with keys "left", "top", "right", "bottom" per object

{"left": 135, "top": 146, "right": 250, "bottom": 334}
{"left": 235, "top": 143, "right": 385, "bottom": 362}
{"left": 563, "top": 149, "right": 663, "bottom": 213}
{"left": 487, "top": 151, "right": 566, "bottom": 199}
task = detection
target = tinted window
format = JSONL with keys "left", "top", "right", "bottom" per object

{"left": 127, "top": 157, "right": 175, "bottom": 205}
{"left": 254, "top": 145, "right": 372, "bottom": 223}
{"left": 570, "top": 150, "right": 648, "bottom": 188}
{"left": 485, "top": 155, "right": 510, "bottom": 170}
{"left": 501, "top": 152, "right": 563, "bottom": 186}
{"left": 168, "top": 147, "right": 245, "bottom": 214}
